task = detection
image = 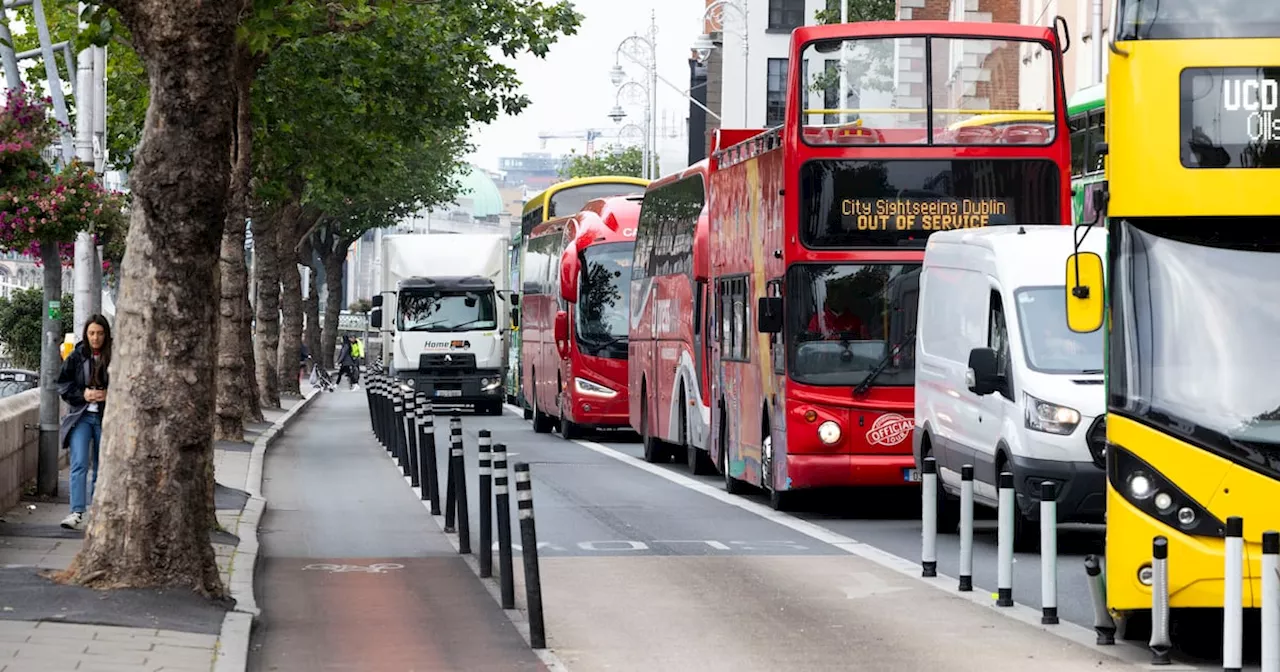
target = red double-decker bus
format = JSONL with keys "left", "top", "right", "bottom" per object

{"left": 522, "top": 195, "right": 641, "bottom": 439}
{"left": 708, "top": 20, "right": 1071, "bottom": 509}
{"left": 627, "top": 159, "right": 718, "bottom": 471}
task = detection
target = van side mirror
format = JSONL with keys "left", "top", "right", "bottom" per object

{"left": 370, "top": 307, "right": 382, "bottom": 330}
{"left": 1065, "top": 251, "right": 1104, "bottom": 333}
{"left": 757, "top": 296, "right": 783, "bottom": 334}
{"left": 371, "top": 295, "right": 383, "bottom": 308}
{"left": 966, "top": 347, "right": 1001, "bottom": 396}
{"left": 510, "top": 307, "right": 520, "bottom": 328}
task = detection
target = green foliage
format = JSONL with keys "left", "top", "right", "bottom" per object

{"left": 814, "top": 0, "right": 896, "bottom": 24}
{"left": 0, "top": 286, "right": 74, "bottom": 370}
{"left": 560, "top": 145, "right": 647, "bottom": 179}
{"left": 348, "top": 298, "right": 371, "bottom": 314}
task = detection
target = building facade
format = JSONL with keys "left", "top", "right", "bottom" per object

{"left": 712, "top": 0, "right": 828, "bottom": 129}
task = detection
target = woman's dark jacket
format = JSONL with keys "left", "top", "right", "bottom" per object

{"left": 56, "top": 342, "right": 109, "bottom": 450}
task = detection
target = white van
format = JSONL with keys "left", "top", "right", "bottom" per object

{"left": 913, "top": 225, "right": 1107, "bottom": 548}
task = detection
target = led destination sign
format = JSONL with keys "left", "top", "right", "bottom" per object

{"left": 1181, "top": 67, "right": 1280, "bottom": 169}
{"left": 841, "top": 197, "right": 1014, "bottom": 231}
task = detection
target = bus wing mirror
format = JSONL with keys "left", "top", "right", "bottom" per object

{"left": 370, "top": 307, "right": 382, "bottom": 330}
{"left": 510, "top": 307, "right": 520, "bottom": 328}
{"left": 1053, "top": 16, "right": 1070, "bottom": 53}
{"left": 966, "top": 347, "right": 1000, "bottom": 396}
{"left": 757, "top": 297, "right": 783, "bottom": 334}
{"left": 560, "top": 252, "right": 581, "bottom": 304}
{"left": 554, "top": 310, "right": 570, "bottom": 358}
{"left": 1065, "top": 251, "right": 1105, "bottom": 333}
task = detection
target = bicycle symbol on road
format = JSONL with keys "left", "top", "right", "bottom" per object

{"left": 301, "top": 563, "right": 405, "bottom": 574}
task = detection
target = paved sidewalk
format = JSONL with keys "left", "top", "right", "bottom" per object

{"left": 0, "top": 391, "right": 312, "bottom": 672}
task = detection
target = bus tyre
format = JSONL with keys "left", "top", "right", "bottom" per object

{"left": 522, "top": 403, "right": 533, "bottom": 421}
{"left": 682, "top": 391, "right": 713, "bottom": 475}
{"left": 558, "top": 416, "right": 580, "bottom": 440}
{"left": 640, "top": 401, "right": 665, "bottom": 463}
{"left": 531, "top": 385, "right": 552, "bottom": 434}
{"left": 719, "top": 409, "right": 748, "bottom": 495}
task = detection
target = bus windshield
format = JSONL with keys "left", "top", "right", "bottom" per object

{"left": 576, "top": 242, "right": 634, "bottom": 359}
{"left": 1110, "top": 220, "right": 1280, "bottom": 477}
{"left": 786, "top": 263, "right": 919, "bottom": 387}
{"left": 798, "top": 35, "right": 1057, "bottom": 146}
{"left": 398, "top": 289, "right": 497, "bottom": 332}
{"left": 1118, "top": 0, "right": 1280, "bottom": 40}
{"left": 549, "top": 183, "right": 646, "bottom": 218}
{"left": 1013, "top": 287, "right": 1104, "bottom": 374}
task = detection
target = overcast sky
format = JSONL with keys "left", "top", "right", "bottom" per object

{"left": 465, "top": 0, "right": 705, "bottom": 175}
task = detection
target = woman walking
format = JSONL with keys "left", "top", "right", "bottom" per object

{"left": 57, "top": 314, "right": 112, "bottom": 530}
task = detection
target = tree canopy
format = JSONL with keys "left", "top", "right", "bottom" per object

{"left": 561, "top": 145, "right": 646, "bottom": 179}
{"left": 815, "top": 0, "right": 896, "bottom": 23}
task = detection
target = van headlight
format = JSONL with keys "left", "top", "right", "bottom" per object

{"left": 574, "top": 377, "right": 617, "bottom": 398}
{"left": 1024, "top": 393, "right": 1080, "bottom": 435}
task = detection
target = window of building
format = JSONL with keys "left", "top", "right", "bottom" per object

{"left": 768, "top": 0, "right": 805, "bottom": 31}
{"left": 766, "top": 58, "right": 788, "bottom": 127}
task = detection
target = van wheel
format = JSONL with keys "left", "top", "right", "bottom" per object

{"left": 998, "top": 453, "right": 1041, "bottom": 553}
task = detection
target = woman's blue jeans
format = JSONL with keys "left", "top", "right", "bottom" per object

{"left": 69, "top": 412, "right": 101, "bottom": 514}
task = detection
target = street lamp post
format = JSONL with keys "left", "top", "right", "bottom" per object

{"left": 609, "top": 80, "right": 652, "bottom": 177}
{"left": 611, "top": 11, "right": 659, "bottom": 179}
{"left": 693, "top": 0, "right": 748, "bottom": 126}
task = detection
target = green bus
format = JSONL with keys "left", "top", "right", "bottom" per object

{"left": 1068, "top": 82, "right": 1105, "bottom": 225}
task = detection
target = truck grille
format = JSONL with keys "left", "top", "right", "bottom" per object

{"left": 419, "top": 352, "right": 476, "bottom": 371}
{"left": 1086, "top": 416, "right": 1107, "bottom": 469}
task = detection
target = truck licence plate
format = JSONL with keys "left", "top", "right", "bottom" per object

{"left": 904, "top": 468, "right": 921, "bottom": 483}
{"left": 436, "top": 389, "right": 462, "bottom": 397}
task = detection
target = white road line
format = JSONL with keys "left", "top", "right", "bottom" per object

{"left": 496, "top": 403, "right": 1201, "bottom": 670}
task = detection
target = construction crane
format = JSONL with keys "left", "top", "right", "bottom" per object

{"left": 537, "top": 128, "right": 621, "bottom": 157}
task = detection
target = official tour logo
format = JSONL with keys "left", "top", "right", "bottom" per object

{"left": 866, "top": 413, "right": 913, "bottom": 447}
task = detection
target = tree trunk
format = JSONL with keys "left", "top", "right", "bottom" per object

{"left": 253, "top": 202, "right": 290, "bottom": 409}
{"left": 214, "top": 48, "right": 255, "bottom": 442}
{"left": 318, "top": 239, "right": 350, "bottom": 370}
{"left": 276, "top": 217, "right": 306, "bottom": 398}
{"left": 58, "top": 0, "right": 236, "bottom": 595}
{"left": 300, "top": 237, "right": 321, "bottom": 379}
{"left": 241, "top": 288, "right": 264, "bottom": 422}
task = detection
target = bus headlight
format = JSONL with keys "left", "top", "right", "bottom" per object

{"left": 817, "top": 421, "right": 842, "bottom": 445}
{"left": 574, "top": 377, "right": 617, "bottom": 398}
{"left": 1024, "top": 393, "right": 1081, "bottom": 434}
{"left": 1109, "top": 444, "right": 1224, "bottom": 538}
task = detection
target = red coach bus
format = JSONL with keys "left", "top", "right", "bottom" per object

{"left": 627, "top": 160, "right": 718, "bottom": 471}
{"left": 708, "top": 20, "right": 1071, "bottom": 510}
{"left": 522, "top": 195, "right": 641, "bottom": 440}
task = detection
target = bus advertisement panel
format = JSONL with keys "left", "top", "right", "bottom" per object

{"left": 522, "top": 196, "right": 642, "bottom": 440}
{"left": 708, "top": 20, "right": 1071, "bottom": 510}
{"left": 628, "top": 160, "right": 717, "bottom": 473}
{"left": 511, "top": 176, "right": 650, "bottom": 414}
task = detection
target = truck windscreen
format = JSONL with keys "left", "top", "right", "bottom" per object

{"left": 398, "top": 290, "right": 497, "bottom": 332}
{"left": 800, "top": 159, "right": 1061, "bottom": 248}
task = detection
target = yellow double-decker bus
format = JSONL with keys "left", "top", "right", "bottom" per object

{"left": 1065, "top": 0, "right": 1280, "bottom": 646}
{"left": 509, "top": 176, "right": 650, "bottom": 415}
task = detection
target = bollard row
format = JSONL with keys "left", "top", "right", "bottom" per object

{"left": 918, "top": 459, "right": 1058, "bottom": 618}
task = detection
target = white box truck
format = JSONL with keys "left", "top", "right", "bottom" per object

{"left": 371, "top": 233, "right": 515, "bottom": 415}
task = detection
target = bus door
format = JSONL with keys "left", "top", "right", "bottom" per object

{"left": 695, "top": 279, "right": 711, "bottom": 397}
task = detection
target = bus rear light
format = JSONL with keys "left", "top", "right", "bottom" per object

{"left": 1108, "top": 444, "right": 1224, "bottom": 538}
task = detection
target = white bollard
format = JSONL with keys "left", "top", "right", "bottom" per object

{"left": 1040, "top": 480, "right": 1058, "bottom": 624}
{"left": 1224, "top": 516, "right": 1244, "bottom": 672}
{"left": 1084, "top": 555, "right": 1116, "bottom": 644}
{"left": 1262, "top": 530, "right": 1279, "bottom": 672}
{"left": 958, "top": 464, "right": 974, "bottom": 592}
{"left": 996, "top": 471, "right": 1014, "bottom": 607}
{"left": 1150, "top": 537, "right": 1171, "bottom": 665}
{"left": 921, "top": 457, "right": 938, "bottom": 578}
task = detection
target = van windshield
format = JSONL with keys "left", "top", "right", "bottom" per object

{"left": 1013, "top": 286, "right": 1104, "bottom": 374}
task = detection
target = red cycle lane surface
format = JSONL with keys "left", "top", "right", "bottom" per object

{"left": 249, "top": 391, "right": 544, "bottom": 672}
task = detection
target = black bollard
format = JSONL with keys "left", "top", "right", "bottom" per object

{"left": 478, "top": 430, "right": 494, "bottom": 577}
{"left": 494, "top": 442, "right": 515, "bottom": 609}
{"left": 515, "top": 462, "right": 546, "bottom": 649}
{"left": 364, "top": 374, "right": 376, "bottom": 432}
{"left": 416, "top": 394, "right": 434, "bottom": 503}
{"left": 397, "top": 385, "right": 412, "bottom": 478}
{"left": 452, "top": 432, "right": 472, "bottom": 555}
{"left": 444, "top": 415, "right": 460, "bottom": 531}
{"left": 419, "top": 395, "right": 442, "bottom": 515}
{"left": 373, "top": 377, "right": 386, "bottom": 447}
{"left": 392, "top": 382, "right": 406, "bottom": 467}
{"left": 405, "top": 391, "right": 420, "bottom": 488}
